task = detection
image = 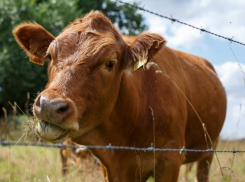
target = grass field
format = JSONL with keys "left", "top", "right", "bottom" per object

{"left": 0, "top": 146, "right": 106, "bottom": 182}
{"left": 0, "top": 116, "right": 245, "bottom": 182}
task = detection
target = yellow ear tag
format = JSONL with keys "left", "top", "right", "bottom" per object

{"left": 133, "top": 57, "right": 148, "bottom": 71}
{"left": 29, "top": 56, "right": 44, "bottom": 66}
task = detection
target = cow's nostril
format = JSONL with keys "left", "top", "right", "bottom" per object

{"left": 57, "top": 104, "right": 69, "bottom": 114}
{"left": 55, "top": 102, "right": 71, "bottom": 119}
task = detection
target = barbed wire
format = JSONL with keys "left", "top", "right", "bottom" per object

{"left": 1, "top": 140, "right": 245, "bottom": 154}
{"left": 114, "top": 0, "right": 245, "bottom": 47}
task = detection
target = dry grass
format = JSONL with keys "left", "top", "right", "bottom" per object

{"left": 178, "top": 140, "right": 245, "bottom": 182}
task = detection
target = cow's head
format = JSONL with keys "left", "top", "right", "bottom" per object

{"left": 13, "top": 11, "right": 165, "bottom": 143}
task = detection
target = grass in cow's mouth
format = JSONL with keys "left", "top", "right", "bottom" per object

{"left": 23, "top": 118, "right": 54, "bottom": 139}
{"left": 22, "top": 116, "right": 39, "bottom": 140}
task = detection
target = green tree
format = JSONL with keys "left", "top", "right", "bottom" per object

{"left": 0, "top": 0, "right": 147, "bottom": 113}
{"left": 0, "top": 0, "right": 81, "bottom": 112}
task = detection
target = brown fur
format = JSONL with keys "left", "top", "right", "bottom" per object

{"left": 13, "top": 11, "right": 226, "bottom": 182}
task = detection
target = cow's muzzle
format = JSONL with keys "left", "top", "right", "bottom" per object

{"left": 33, "top": 94, "right": 78, "bottom": 142}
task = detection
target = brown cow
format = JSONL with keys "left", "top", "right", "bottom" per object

{"left": 13, "top": 11, "right": 226, "bottom": 182}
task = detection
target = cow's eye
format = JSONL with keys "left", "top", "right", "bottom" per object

{"left": 45, "top": 54, "right": 52, "bottom": 61}
{"left": 47, "top": 54, "right": 52, "bottom": 61}
{"left": 105, "top": 61, "right": 114, "bottom": 70}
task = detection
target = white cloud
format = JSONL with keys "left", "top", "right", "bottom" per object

{"left": 164, "top": 25, "right": 204, "bottom": 49}
{"left": 215, "top": 62, "right": 245, "bottom": 99}
{"left": 215, "top": 62, "right": 245, "bottom": 139}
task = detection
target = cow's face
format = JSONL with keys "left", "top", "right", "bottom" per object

{"left": 13, "top": 11, "right": 165, "bottom": 143}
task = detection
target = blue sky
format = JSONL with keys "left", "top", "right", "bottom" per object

{"left": 123, "top": 0, "right": 245, "bottom": 139}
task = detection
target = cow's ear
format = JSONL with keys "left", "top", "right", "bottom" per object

{"left": 13, "top": 23, "right": 55, "bottom": 65}
{"left": 125, "top": 33, "right": 166, "bottom": 71}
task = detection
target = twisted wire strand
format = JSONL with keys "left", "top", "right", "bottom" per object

{"left": 1, "top": 140, "right": 244, "bottom": 154}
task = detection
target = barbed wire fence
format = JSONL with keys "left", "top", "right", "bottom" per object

{"left": 1, "top": 139, "right": 245, "bottom": 154}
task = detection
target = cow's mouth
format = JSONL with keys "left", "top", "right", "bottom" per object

{"left": 36, "top": 120, "right": 69, "bottom": 142}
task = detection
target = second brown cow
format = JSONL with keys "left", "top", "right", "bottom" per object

{"left": 60, "top": 139, "right": 102, "bottom": 180}
{"left": 13, "top": 11, "right": 226, "bottom": 182}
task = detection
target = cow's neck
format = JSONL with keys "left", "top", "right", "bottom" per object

{"left": 110, "top": 70, "right": 151, "bottom": 144}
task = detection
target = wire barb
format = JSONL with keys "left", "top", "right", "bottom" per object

{"left": 170, "top": 15, "right": 177, "bottom": 24}
{"left": 200, "top": 26, "right": 206, "bottom": 34}
{"left": 229, "top": 36, "right": 234, "bottom": 44}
